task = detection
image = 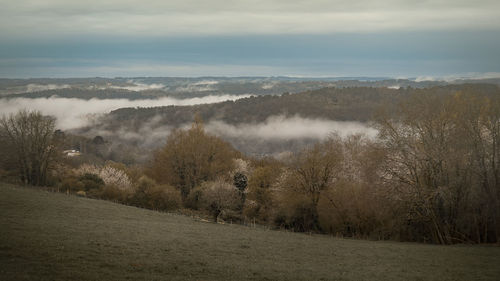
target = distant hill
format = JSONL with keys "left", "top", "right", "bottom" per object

{"left": 102, "top": 83, "right": 500, "bottom": 126}
{"left": 73, "top": 83, "right": 499, "bottom": 156}
{"left": 2, "top": 77, "right": 499, "bottom": 99}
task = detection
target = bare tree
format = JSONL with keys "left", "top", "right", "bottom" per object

{"left": 0, "top": 110, "right": 59, "bottom": 186}
{"left": 285, "top": 137, "right": 343, "bottom": 231}
{"left": 377, "top": 92, "right": 500, "bottom": 244}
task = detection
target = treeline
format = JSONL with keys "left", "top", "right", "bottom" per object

{"left": 1, "top": 88, "right": 499, "bottom": 244}
{"left": 103, "top": 83, "right": 499, "bottom": 127}
{"left": 5, "top": 88, "right": 153, "bottom": 100}
{"left": 83, "top": 84, "right": 500, "bottom": 156}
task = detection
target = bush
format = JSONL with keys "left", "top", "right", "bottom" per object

{"left": 78, "top": 173, "right": 105, "bottom": 191}
{"left": 75, "top": 163, "right": 133, "bottom": 193}
{"left": 200, "top": 179, "right": 241, "bottom": 222}
{"left": 127, "top": 176, "right": 182, "bottom": 211}
{"left": 59, "top": 177, "right": 85, "bottom": 193}
{"left": 147, "top": 184, "right": 182, "bottom": 211}
{"left": 128, "top": 176, "right": 155, "bottom": 207}
{"left": 185, "top": 186, "right": 204, "bottom": 210}
{"left": 274, "top": 190, "right": 316, "bottom": 232}
{"left": 100, "top": 184, "right": 126, "bottom": 202}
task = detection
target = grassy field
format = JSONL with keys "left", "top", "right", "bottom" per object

{"left": 1, "top": 183, "right": 499, "bottom": 281}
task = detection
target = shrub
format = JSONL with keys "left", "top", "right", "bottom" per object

{"left": 185, "top": 186, "right": 204, "bottom": 210}
{"left": 128, "top": 176, "right": 155, "bottom": 207}
{"left": 74, "top": 163, "right": 133, "bottom": 195}
{"left": 78, "top": 173, "right": 105, "bottom": 191}
{"left": 59, "top": 177, "right": 85, "bottom": 193}
{"left": 244, "top": 164, "right": 281, "bottom": 223}
{"left": 100, "top": 184, "right": 126, "bottom": 202}
{"left": 274, "top": 190, "right": 316, "bottom": 232}
{"left": 147, "top": 184, "right": 182, "bottom": 211}
{"left": 127, "top": 176, "right": 182, "bottom": 211}
{"left": 99, "top": 165, "right": 133, "bottom": 193}
{"left": 75, "top": 164, "right": 100, "bottom": 176}
{"left": 200, "top": 179, "right": 241, "bottom": 222}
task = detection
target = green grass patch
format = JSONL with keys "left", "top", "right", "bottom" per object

{"left": 1, "top": 183, "right": 499, "bottom": 280}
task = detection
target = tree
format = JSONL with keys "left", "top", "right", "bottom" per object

{"left": 317, "top": 134, "right": 392, "bottom": 239}
{"left": 245, "top": 161, "right": 281, "bottom": 221}
{"left": 233, "top": 172, "right": 248, "bottom": 205}
{"left": 377, "top": 92, "right": 500, "bottom": 244}
{"left": 150, "top": 117, "right": 238, "bottom": 198}
{"left": 0, "top": 110, "right": 60, "bottom": 186}
{"left": 280, "top": 137, "right": 343, "bottom": 231}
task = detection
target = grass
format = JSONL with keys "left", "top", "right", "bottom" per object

{"left": 1, "top": 183, "right": 499, "bottom": 281}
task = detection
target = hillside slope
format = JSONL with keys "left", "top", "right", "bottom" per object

{"left": 1, "top": 183, "right": 499, "bottom": 281}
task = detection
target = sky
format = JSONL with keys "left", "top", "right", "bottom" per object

{"left": 1, "top": 0, "right": 499, "bottom": 78}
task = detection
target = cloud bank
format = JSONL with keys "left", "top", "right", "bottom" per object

{"left": 1, "top": 0, "right": 499, "bottom": 38}
{"left": 205, "top": 115, "right": 378, "bottom": 140}
{"left": 175, "top": 80, "right": 219, "bottom": 92}
{"left": 0, "top": 95, "right": 251, "bottom": 130}
{"left": 83, "top": 114, "right": 378, "bottom": 152}
{"left": 25, "top": 83, "right": 71, "bottom": 92}
{"left": 108, "top": 81, "right": 165, "bottom": 91}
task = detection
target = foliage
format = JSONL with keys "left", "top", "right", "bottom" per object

{"left": 244, "top": 160, "right": 282, "bottom": 222}
{"left": 127, "top": 176, "right": 182, "bottom": 211}
{"left": 200, "top": 179, "right": 242, "bottom": 222}
{"left": 149, "top": 118, "right": 238, "bottom": 198}
{"left": 185, "top": 185, "right": 204, "bottom": 210}
{"left": 5, "top": 85, "right": 500, "bottom": 245}
{"left": 74, "top": 163, "right": 133, "bottom": 193}
{"left": 146, "top": 184, "right": 182, "bottom": 211}
{"left": 233, "top": 172, "right": 248, "bottom": 192}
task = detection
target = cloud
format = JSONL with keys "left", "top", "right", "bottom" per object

{"left": 192, "top": 80, "right": 218, "bottom": 86}
{"left": 86, "top": 115, "right": 174, "bottom": 148}
{"left": 205, "top": 115, "right": 378, "bottom": 140}
{"left": 413, "top": 72, "right": 500, "bottom": 82}
{"left": 261, "top": 82, "right": 277, "bottom": 90}
{"left": 108, "top": 81, "right": 165, "bottom": 91}
{"left": 80, "top": 114, "right": 378, "bottom": 155}
{"left": 175, "top": 80, "right": 219, "bottom": 92}
{"left": 0, "top": 95, "right": 251, "bottom": 130}
{"left": 25, "top": 83, "right": 71, "bottom": 92}
{"left": 1, "top": 1, "right": 499, "bottom": 39}
{"left": 0, "top": 83, "right": 72, "bottom": 95}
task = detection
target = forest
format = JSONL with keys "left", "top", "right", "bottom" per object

{"left": 1, "top": 84, "right": 499, "bottom": 244}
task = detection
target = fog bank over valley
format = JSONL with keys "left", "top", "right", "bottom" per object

{"left": 0, "top": 94, "right": 379, "bottom": 155}
{"left": 205, "top": 115, "right": 377, "bottom": 140}
{"left": 0, "top": 95, "right": 251, "bottom": 130}
{"left": 80, "top": 113, "right": 377, "bottom": 155}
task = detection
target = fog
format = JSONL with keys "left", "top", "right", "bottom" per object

{"left": 205, "top": 115, "right": 377, "bottom": 140}
{"left": 26, "top": 83, "right": 72, "bottom": 92}
{"left": 81, "top": 114, "right": 378, "bottom": 155}
{"left": 108, "top": 82, "right": 166, "bottom": 91}
{"left": 83, "top": 115, "right": 174, "bottom": 149}
{"left": 0, "top": 95, "right": 251, "bottom": 130}
{"left": 1, "top": 96, "right": 378, "bottom": 154}
{"left": 175, "top": 80, "right": 219, "bottom": 92}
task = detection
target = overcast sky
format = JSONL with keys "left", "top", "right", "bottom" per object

{"left": 1, "top": 0, "right": 499, "bottom": 78}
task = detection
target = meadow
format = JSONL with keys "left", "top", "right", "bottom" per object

{"left": 1, "top": 183, "right": 499, "bottom": 281}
